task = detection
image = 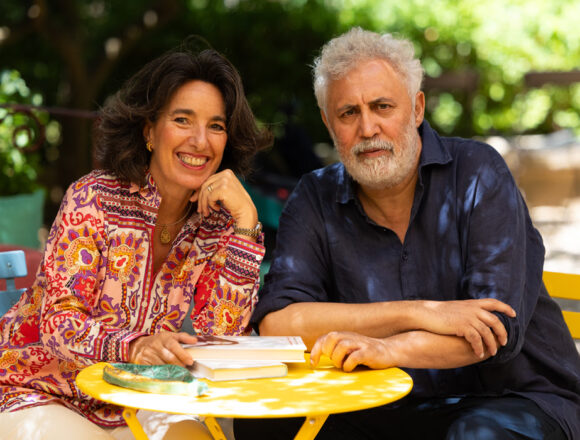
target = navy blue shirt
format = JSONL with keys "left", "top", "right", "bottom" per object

{"left": 253, "top": 121, "right": 580, "bottom": 438}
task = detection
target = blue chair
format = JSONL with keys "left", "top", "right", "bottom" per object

{"left": 0, "top": 250, "right": 28, "bottom": 315}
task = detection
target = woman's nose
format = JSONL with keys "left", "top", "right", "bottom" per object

{"left": 188, "top": 125, "right": 208, "bottom": 149}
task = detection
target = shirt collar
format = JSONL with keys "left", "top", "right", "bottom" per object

{"left": 418, "top": 119, "right": 453, "bottom": 168}
{"left": 129, "top": 171, "right": 162, "bottom": 207}
{"left": 336, "top": 120, "right": 452, "bottom": 204}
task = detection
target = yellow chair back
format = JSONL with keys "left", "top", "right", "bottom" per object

{"left": 543, "top": 271, "right": 580, "bottom": 339}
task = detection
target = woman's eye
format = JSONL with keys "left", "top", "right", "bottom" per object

{"left": 210, "top": 123, "right": 226, "bottom": 132}
{"left": 174, "top": 117, "right": 188, "bottom": 124}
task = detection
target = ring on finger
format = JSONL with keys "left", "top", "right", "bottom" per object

{"left": 207, "top": 184, "right": 213, "bottom": 193}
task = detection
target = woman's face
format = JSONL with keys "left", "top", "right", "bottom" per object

{"left": 144, "top": 80, "right": 228, "bottom": 200}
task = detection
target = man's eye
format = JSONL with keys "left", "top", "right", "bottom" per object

{"left": 376, "top": 103, "right": 390, "bottom": 110}
{"left": 341, "top": 109, "right": 355, "bottom": 118}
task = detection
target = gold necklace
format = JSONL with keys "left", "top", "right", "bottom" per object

{"left": 158, "top": 204, "right": 192, "bottom": 245}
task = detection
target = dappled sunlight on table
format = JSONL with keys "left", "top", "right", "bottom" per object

{"left": 77, "top": 358, "right": 413, "bottom": 419}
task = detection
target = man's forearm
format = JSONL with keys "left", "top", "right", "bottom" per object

{"left": 259, "top": 301, "right": 418, "bottom": 349}
{"left": 309, "top": 329, "right": 494, "bottom": 371}
{"left": 384, "top": 330, "right": 492, "bottom": 369}
{"left": 259, "top": 298, "right": 513, "bottom": 356}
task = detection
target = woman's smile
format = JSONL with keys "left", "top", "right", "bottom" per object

{"left": 177, "top": 152, "right": 210, "bottom": 168}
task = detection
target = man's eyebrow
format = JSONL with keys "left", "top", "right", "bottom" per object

{"left": 336, "top": 97, "right": 396, "bottom": 113}
{"left": 336, "top": 103, "right": 357, "bottom": 113}
{"left": 369, "top": 97, "right": 395, "bottom": 104}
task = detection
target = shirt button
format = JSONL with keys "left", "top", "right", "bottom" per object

{"left": 402, "top": 251, "right": 408, "bottom": 261}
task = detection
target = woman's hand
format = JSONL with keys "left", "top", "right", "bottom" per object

{"left": 128, "top": 331, "right": 198, "bottom": 366}
{"left": 192, "top": 169, "right": 259, "bottom": 240}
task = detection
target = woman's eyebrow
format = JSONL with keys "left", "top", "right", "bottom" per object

{"left": 168, "top": 108, "right": 226, "bottom": 122}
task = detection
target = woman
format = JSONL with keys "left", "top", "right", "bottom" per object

{"left": 0, "top": 47, "right": 272, "bottom": 439}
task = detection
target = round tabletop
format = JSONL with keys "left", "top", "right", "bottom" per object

{"left": 76, "top": 356, "right": 413, "bottom": 419}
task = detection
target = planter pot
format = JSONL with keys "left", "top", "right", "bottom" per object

{"left": 0, "top": 189, "right": 45, "bottom": 249}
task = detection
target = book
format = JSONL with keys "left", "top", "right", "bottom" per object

{"left": 189, "top": 359, "right": 288, "bottom": 381}
{"left": 182, "top": 335, "right": 306, "bottom": 363}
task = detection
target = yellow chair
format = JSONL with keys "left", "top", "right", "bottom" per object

{"left": 543, "top": 271, "right": 580, "bottom": 339}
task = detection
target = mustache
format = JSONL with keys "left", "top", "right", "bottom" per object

{"left": 351, "top": 139, "right": 394, "bottom": 155}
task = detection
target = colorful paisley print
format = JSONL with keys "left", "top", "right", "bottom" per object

{"left": 0, "top": 170, "right": 264, "bottom": 427}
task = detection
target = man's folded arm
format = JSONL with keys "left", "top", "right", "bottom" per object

{"left": 260, "top": 300, "right": 421, "bottom": 349}
{"left": 260, "top": 298, "right": 515, "bottom": 356}
{"left": 310, "top": 329, "right": 498, "bottom": 372}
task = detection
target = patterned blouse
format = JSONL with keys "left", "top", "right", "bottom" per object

{"left": 0, "top": 170, "right": 265, "bottom": 427}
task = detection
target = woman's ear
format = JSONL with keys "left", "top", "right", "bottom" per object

{"left": 143, "top": 121, "right": 152, "bottom": 143}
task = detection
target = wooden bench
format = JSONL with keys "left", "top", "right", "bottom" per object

{"left": 543, "top": 271, "right": 580, "bottom": 340}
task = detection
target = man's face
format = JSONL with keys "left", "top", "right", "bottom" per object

{"left": 321, "top": 59, "right": 425, "bottom": 190}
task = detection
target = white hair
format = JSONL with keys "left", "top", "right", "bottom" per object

{"left": 313, "top": 27, "right": 424, "bottom": 111}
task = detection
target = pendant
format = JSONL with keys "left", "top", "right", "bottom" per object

{"left": 160, "top": 225, "right": 172, "bottom": 245}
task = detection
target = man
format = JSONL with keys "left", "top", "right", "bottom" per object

{"left": 236, "top": 28, "right": 580, "bottom": 439}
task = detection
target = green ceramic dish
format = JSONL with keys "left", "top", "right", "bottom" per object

{"left": 103, "top": 363, "right": 208, "bottom": 396}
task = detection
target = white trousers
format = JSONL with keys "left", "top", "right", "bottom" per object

{"left": 0, "top": 404, "right": 234, "bottom": 440}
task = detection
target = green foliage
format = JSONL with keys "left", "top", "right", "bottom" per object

{"left": 91, "top": 0, "right": 342, "bottom": 142}
{"left": 0, "top": 0, "right": 578, "bottom": 195}
{"left": 0, "top": 70, "right": 57, "bottom": 195}
{"left": 338, "top": 0, "right": 580, "bottom": 136}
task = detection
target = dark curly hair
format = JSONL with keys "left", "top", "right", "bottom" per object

{"left": 94, "top": 47, "right": 272, "bottom": 186}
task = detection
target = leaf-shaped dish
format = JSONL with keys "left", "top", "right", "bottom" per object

{"left": 103, "top": 363, "right": 208, "bottom": 396}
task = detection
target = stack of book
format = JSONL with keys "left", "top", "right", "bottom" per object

{"left": 182, "top": 335, "right": 306, "bottom": 382}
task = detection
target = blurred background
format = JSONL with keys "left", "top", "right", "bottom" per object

{"left": 0, "top": 0, "right": 579, "bottom": 275}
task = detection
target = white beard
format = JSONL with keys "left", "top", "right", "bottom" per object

{"left": 334, "top": 117, "right": 420, "bottom": 190}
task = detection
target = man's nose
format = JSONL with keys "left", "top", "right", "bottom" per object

{"left": 359, "top": 111, "right": 380, "bottom": 139}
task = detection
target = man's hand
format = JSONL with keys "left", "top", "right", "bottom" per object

{"left": 418, "top": 299, "right": 515, "bottom": 358}
{"left": 310, "top": 331, "right": 392, "bottom": 372}
{"left": 128, "top": 331, "right": 198, "bottom": 366}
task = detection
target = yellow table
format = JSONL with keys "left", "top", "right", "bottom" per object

{"left": 76, "top": 356, "right": 413, "bottom": 440}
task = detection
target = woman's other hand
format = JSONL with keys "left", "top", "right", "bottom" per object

{"left": 128, "top": 331, "right": 198, "bottom": 366}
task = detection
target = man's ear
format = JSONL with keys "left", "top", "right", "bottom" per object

{"left": 414, "top": 91, "right": 425, "bottom": 127}
{"left": 320, "top": 108, "right": 329, "bottom": 129}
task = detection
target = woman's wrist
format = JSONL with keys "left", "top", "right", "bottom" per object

{"left": 233, "top": 207, "right": 258, "bottom": 229}
{"left": 233, "top": 221, "right": 262, "bottom": 239}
